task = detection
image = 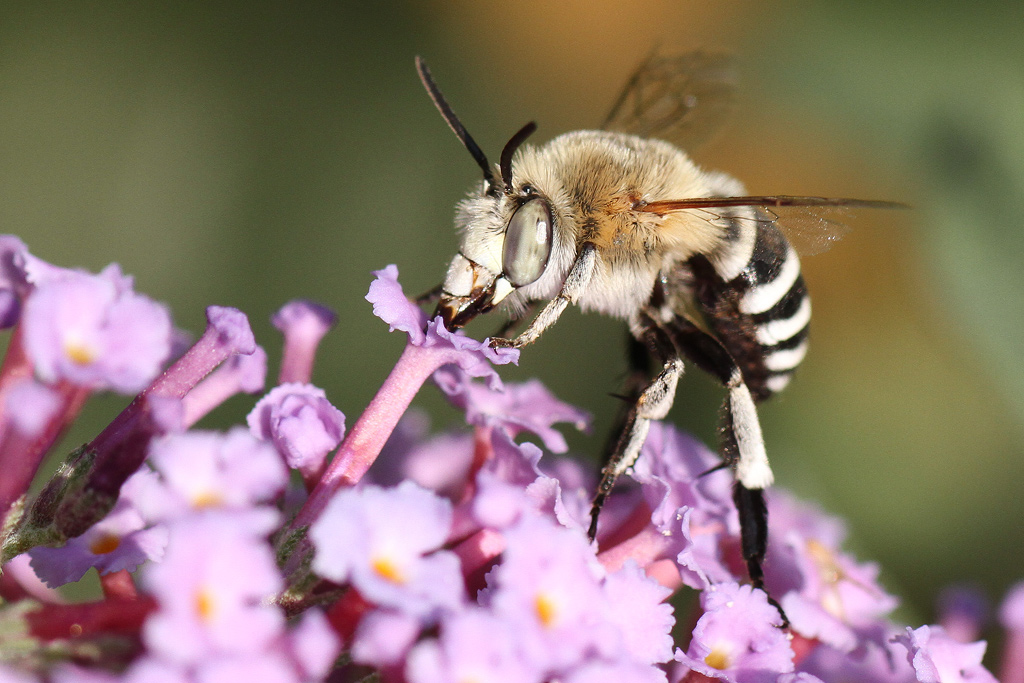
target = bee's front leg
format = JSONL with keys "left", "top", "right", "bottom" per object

{"left": 488, "top": 243, "right": 599, "bottom": 349}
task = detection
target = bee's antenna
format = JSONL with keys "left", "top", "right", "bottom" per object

{"left": 499, "top": 121, "right": 537, "bottom": 195}
{"left": 415, "top": 56, "right": 499, "bottom": 196}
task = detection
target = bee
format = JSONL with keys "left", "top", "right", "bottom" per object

{"left": 416, "top": 53, "right": 902, "bottom": 606}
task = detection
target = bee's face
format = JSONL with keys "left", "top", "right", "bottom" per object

{"left": 436, "top": 176, "right": 564, "bottom": 328}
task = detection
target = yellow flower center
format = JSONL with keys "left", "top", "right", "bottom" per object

{"left": 534, "top": 593, "right": 558, "bottom": 628}
{"left": 371, "top": 556, "right": 406, "bottom": 584}
{"left": 704, "top": 646, "right": 732, "bottom": 670}
{"left": 806, "top": 539, "right": 841, "bottom": 584}
{"left": 191, "top": 490, "right": 224, "bottom": 508}
{"left": 64, "top": 340, "right": 96, "bottom": 366}
{"left": 88, "top": 533, "right": 121, "bottom": 555}
{"left": 195, "top": 588, "right": 216, "bottom": 622}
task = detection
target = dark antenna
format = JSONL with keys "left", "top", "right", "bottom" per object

{"left": 415, "top": 56, "right": 499, "bottom": 195}
{"left": 499, "top": 121, "right": 537, "bottom": 195}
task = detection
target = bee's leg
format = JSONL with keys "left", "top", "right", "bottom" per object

{"left": 664, "top": 317, "right": 784, "bottom": 624}
{"left": 490, "top": 243, "right": 598, "bottom": 348}
{"left": 491, "top": 301, "right": 538, "bottom": 339}
{"left": 601, "top": 334, "right": 653, "bottom": 463}
{"left": 589, "top": 313, "right": 682, "bottom": 540}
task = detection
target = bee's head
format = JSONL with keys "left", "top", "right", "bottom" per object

{"left": 435, "top": 127, "right": 556, "bottom": 329}
{"left": 436, "top": 182, "right": 554, "bottom": 329}
{"left": 416, "top": 57, "right": 554, "bottom": 330}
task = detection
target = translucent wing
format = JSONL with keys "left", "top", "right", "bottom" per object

{"left": 639, "top": 196, "right": 908, "bottom": 255}
{"left": 602, "top": 51, "right": 738, "bottom": 150}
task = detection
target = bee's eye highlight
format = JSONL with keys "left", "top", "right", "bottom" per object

{"left": 502, "top": 198, "right": 552, "bottom": 288}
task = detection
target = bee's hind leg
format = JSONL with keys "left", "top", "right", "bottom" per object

{"left": 664, "top": 316, "right": 786, "bottom": 626}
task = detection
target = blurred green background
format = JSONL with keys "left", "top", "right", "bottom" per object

{"left": 3, "top": 0, "right": 1023, "bottom": 628}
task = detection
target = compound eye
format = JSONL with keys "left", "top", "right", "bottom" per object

{"left": 502, "top": 198, "right": 553, "bottom": 288}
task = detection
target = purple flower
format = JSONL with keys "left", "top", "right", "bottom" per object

{"left": 289, "top": 267, "right": 519, "bottom": 531}
{"left": 484, "top": 516, "right": 607, "bottom": 673}
{"left": 373, "top": 413, "right": 475, "bottom": 497}
{"left": 247, "top": 383, "right": 345, "bottom": 479}
{"left": 142, "top": 514, "right": 285, "bottom": 665}
{"left": 433, "top": 365, "right": 590, "bottom": 453}
{"left": 189, "top": 654, "right": 299, "bottom": 683}
{"left": 564, "top": 661, "right": 668, "bottom": 683}
{"left": 405, "top": 607, "right": 543, "bottom": 683}
{"left": 601, "top": 560, "right": 675, "bottom": 666}
{"left": 765, "top": 491, "right": 898, "bottom": 652}
{"left": 893, "top": 625, "right": 997, "bottom": 683}
{"left": 22, "top": 268, "right": 172, "bottom": 394}
{"left": 309, "top": 481, "right": 465, "bottom": 618}
{"left": 86, "top": 305, "right": 257, "bottom": 463}
{"left": 937, "top": 585, "right": 987, "bottom": 644}
{"left": 796, "top": 641, "right": 914, "bottom": 683}
{"left": 675, "top": 582, "right": 794, "bottom": 683}
{"left": 133, "top": 606, "right": 338, "bottom": 683}
{"left": 1, "top": 554, "right": 63, "bottom": 603}
{"left": 3, "top": 379, "right": 61, "bottom": 437}
{"left": 351, "top": 609, "right": 422, "bottom": 667}
{"left": 272, "top": 300, "right": 337, "bottom": 385}
{"left": 365, "top": 265, "right": 519, "bottom": 382}
{"left": 181, "top": 345, "right": 267, "bottom": 428}
{"left": 470, "top": 430, "right": 591, "bottom": 532}
{"left": 27, "top": 469, "right": 168, "bottom": 587}
{"left": 0, "top": 235, "right": 30, "bottom": 328}
{"left": 138, "top": 428, "right": 288, "bottom": 525}
{"left": 0, "top": 665, "right": 37, "bottom": 683}
{"left": 48, "top": 664, "right": 121, "bottom": 683}
{"left": 285, "top": 609, "right": 341, "bottom": 682}
{"left": 1000, "top": 581, "right": 1024, "bottom": 631}
{"left": 367, "top": 264, "right": 430, "bottom": 344}
{"left": 121, "top": 658, "right": 191, "bottom": 683}
{"left": 776, "top": 675, "right": 826, "bottom": 683}
{"left": 629, "top": 422, "right": 739, "bottom": 589}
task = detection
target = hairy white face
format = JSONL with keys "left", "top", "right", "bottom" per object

{"left": 436, "top": 152, "right": 578, "bottom": 328}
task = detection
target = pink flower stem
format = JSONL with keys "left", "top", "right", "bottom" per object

{"left": 291, "top": 342, "right": 456, "bottom": 531}
{"left": 0, "top": 325, "right": 91, "bottom": 524}
{"left": 1000, "top": 631, "right": 1024, "bottom": 683}
{"left": 0, "top": 326, "right": 33, "bottom": 417}
{"left": 279, "top": 336, "right": 317, "bottom": 385}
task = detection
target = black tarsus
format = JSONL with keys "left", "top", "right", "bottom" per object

{"left": 415, "top": 56, "right": 500, "bottom": 196}
{"left": 499, "top": 121, "right": 538, "bottom": 195}
{"left": 732, "top": 482, "right": 789, "bottom": 627}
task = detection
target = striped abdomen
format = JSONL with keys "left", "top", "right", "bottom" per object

{"left": 691, "top": 220, "right": 810, "bottom": 402}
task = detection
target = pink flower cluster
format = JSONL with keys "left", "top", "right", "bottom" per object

{"left": 0, "top": 240, "right": 1018, "bottom": 683}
